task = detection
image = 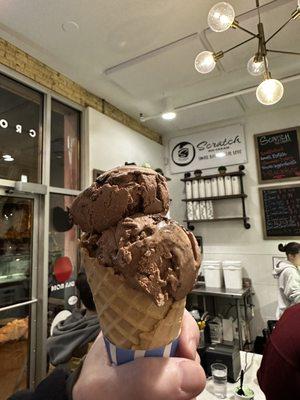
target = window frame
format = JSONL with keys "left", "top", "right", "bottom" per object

{"left": 0, "top": 63, "right": 87, "bottom": 385}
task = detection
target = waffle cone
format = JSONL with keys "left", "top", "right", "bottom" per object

{"left": 83, "top": 249, "right": 185, "bottom": 350}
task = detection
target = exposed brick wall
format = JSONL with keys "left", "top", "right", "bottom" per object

{"left": 0, "top": 38, "right": 162, "bottom": 144}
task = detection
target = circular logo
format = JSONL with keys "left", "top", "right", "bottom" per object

{"left": 53, "top": 256, "right": 73, "bottom": 283}
{"left": 171, "top": 142, "right": 196, "bottom": 166}
{"left": 68, "top": 295, "right": 78, "bottom": 306}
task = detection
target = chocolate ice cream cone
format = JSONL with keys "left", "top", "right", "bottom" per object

{"left": 71, "top": 166, "right": 201, "bottom": 365}
{"left": 83, "top": 249, "right": 185, "bottom": 350}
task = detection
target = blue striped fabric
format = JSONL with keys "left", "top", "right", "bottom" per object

{"left": 103, "top": 335, "right": 180, "bottom": 366}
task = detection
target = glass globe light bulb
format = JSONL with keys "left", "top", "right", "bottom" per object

{"left": 256, "top": 78, "right": 284, "bottom": 105}
{"left": 208, "top": 2, "right": 235, "bottom": 32}
{"left": 247, "top": 56, "right": 267, "bottom": 76}
{"left": 195, "top": 51, "right": 216, "bottom": 74}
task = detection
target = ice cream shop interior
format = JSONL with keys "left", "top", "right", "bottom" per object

{"left": 0, "top": 1, "right": 300, "bottom": 400}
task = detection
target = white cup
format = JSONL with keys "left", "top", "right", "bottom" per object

{"left": 234, "top": 387, "right": 254, "bottom": 400}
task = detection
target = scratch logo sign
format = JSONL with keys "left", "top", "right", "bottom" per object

{"left": 171, "top": 142, "right": 196, "bottom": 166}
{"left": 169, "top": 125, "right": 247, "bottom": 173}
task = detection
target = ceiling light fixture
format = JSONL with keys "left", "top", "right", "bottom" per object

{"left": 207, "top": 2, "right": 235, "bottom": 32}
{"left": 160, "top": 97, "right": 177, "bottom": 121}
{"left": 161, "top": 111, "right": 177, "bottom": 120}
{"left": 247, "top": 54, "right": 267, "bottom": 76}
{"left": 195, "top": 0, "right": 300, "bottom": 106}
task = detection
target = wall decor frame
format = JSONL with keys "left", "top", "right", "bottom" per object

{"left": 254, "top": 127, "right": 300, "bottom": 184}
{"left": 259, "top": 184, "right": 300, "bottom": 239}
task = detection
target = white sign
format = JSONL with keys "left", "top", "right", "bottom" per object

{"left": 51, "top": 280, "right": 75, "bottom": 292}
{"left": 169, "top": 124, "right": 247, "bottom": 174}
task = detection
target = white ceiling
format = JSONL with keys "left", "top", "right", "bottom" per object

{"left": 0, "top": 0, "right": 299, "bottom": 138}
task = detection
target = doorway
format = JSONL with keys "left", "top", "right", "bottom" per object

{"left": 0, "top": 188, "right": 40, "bottom": 399}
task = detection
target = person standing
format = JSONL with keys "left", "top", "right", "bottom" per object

{"left": 273, "top": 242, "right": 300, "bottom": 319}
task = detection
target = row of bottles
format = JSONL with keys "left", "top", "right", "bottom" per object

{"left": 186, "top": 176, "right": 240, "bottom": 199}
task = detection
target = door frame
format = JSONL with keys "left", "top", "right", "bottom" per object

{"left": 0, "top": 186, "right": 40, "bottom": 389}
{"left": 0, "top": 65, "right": 86, "bottom": 385}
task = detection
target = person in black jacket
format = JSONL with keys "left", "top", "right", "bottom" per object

{"left": 9, "top": 310, "right": 206, "bottom": 400}
{"left": 47, "top": 272, "right": 100, "bottom": 367}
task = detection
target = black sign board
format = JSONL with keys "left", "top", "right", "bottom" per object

{"left": 260, "top": 185, "right": 300, "bottom": 239}
{"left": 255, "top": 127, "right": 300, "bottom": 183}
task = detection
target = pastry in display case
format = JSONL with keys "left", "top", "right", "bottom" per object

{"left": 0, "top": 197, "right": 32, "bottom": 322}
{"left": 0, "top": 198, "right": 32, "bottom": 286}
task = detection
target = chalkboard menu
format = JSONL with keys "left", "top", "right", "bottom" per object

{"left": 255, "top": 128, "right": 300, "bottom": 183}
{"left": 260, "top": 185, "right": 300, "bottom": 239}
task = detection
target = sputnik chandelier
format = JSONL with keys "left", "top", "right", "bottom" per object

{"left": 195, "top": 1, "right": 300, "bottom": 105}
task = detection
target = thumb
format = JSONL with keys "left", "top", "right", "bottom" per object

{"left": 74, "top": 333, "right": 206, "bottom": 400}
{"left": 115, "top": 357, "right": 206, "bottom": 400}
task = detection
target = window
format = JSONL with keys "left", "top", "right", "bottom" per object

{"left": 48, "top": 194, "right": 79, "bottom": 335}
{"left": 0, "top": 74, "right": 43, "bottom": 183}
{"left": 50, "top": 100, "right": 80, "bottom": 189}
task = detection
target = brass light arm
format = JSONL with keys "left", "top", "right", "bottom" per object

{"left": 220, "top": 36, "right": 257, "bottom": 57}
{"left": 265, "top": 14, "right": 295, "bottom": 44}
{"left": 231, "top": 20, "right": 259, "bottom": 38}
{"left": 267, "top": 49, "right": 300, "bottom": 56}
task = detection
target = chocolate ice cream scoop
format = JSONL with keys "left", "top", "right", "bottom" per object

{"left": 81, "top": 215, "right": 201, "bottom": 306}
{"left": 70, "top": 166, "right": 169, "bottom": 233}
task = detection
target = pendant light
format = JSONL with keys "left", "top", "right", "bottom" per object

{"left": 207, "top": 2, "right": 235, "bottom": 32}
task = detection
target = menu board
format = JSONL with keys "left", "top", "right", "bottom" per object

{"left": 260, "top": 185, "right": 300, "bottom": 239}
{"left": 255, "top": 128, "right": 300, "bottom": 183}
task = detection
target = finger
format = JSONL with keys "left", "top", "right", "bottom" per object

{"left": 115, "top": 357, "right": 206, "bottom": 400}
{"left": 74, "top": 333, "right": 206, "bottom": 400}
{"left": 176, "top": 309, "right": 200, "bottom": 361}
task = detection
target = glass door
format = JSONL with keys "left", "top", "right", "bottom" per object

{"left": 0, "top": 188, "right": 39, "bottom": 399}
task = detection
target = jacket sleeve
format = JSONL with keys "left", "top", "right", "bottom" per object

{"left": 282, "top": 268, "right": 300, "bottom": 305}
{"left": 8, "top": 368, "right": 70, "bottom": 400}
{"left": 257, "top": 338, "right": 299, "bottom": 400}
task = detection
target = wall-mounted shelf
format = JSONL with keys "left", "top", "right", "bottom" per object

{"left": 184, "top": 217, "right": 250, "bottom": 230}
{"left": 183, "top": 165, "right": 250, "bottom": 230}
{"left": 182, "top": 194, "right": 247, "bottom": 202}
{"left": 181, "top": 171, "right": 244, "bottom": 182}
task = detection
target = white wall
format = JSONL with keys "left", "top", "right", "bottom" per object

{"left": 165, "top": 103, "right": 300, "bottom": 337}
{"left": 87, "top": 107, "right": 164, "bottom": 182}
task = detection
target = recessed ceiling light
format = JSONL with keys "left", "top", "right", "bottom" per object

{"left": 62, "top": 21, "right": 79, "bottom": 32}
{"left": 3, "top": 156, "right": 14, "bottom": 162}
{"left": 162, "top": 111, "right": 176, "bottom": 120}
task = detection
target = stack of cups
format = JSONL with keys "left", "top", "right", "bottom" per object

{"left": 217, "top": 176, "right": 225, "bottom": 196}
{"left": 206, "top": 201, "right": 214, "bottom": 219}
{"left": 231, "top": 176, "right": 240, "bottom": 195}
{"left": 199, "top": 201, "right": 207, "bottom": 219}
{"left": 192, "top": 180, "right": 199, "bottom": 199}
{"left": 198, "top": 179, "right": 206, "bottom": 198}
{"left": 187, "top": 201, "right": 194, "bottom": 220}
{"left": 211, "top": 178, "right": 218, "bottom": 197}
{"left": 185, "top": 181, "right": 192, "bottom": 199}
{"left": 224, "top": 176, "right": 232, "bottom": 196}
{"left": 193, "top": 201, "right": 200, "bottom": 220}
{"left": 205, "top": 179, "right": 212, "bottom": 197}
